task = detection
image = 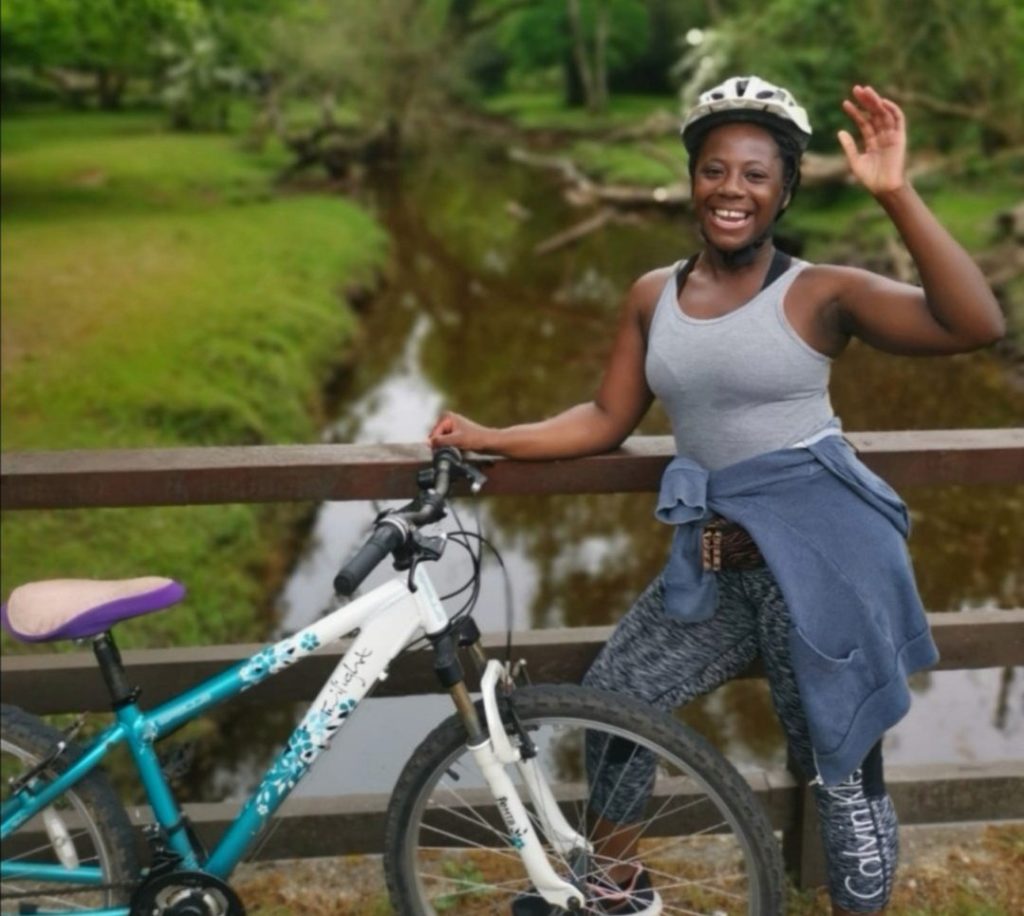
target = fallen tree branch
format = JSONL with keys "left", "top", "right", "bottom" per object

{"left": 889, "top": 89, "right": 992, "bottom": 123}
{"left": 508, "top": 147, "right": 591, "bottom": 186}
{"left": 606, "top": 110, "right": 681, "bottom": 142}
{"left": 534, "top": 209, "right": 616, "bottom": 255}
{"left": 574, "top": 183, "right": 690, "bottom": 209}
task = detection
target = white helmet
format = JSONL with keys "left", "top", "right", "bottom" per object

{"left": 681, "top": 75, "right": 812, "bottom": 153}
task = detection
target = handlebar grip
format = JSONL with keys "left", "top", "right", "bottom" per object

{"left": 333, "top": 523, "right": 406, "bottom": 597}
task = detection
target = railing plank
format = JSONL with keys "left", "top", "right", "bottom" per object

{"left": 4, "top": 762, "right": 1020, "bottom": 861}
{"left": 3, "top": 611, "right": 1021, "bottom": 715}
{"left": 2, "top": 428, "right": 1022, "bottom": 509}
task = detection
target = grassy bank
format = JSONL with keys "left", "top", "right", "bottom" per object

{"left": 1, "top": 110, "right": 388, "bottom": 650}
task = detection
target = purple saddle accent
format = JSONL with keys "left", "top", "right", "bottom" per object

{"left": 1, "top": 578, "right": 186, "bottom": 643}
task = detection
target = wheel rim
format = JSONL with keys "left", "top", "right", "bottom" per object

{"left": 1, "top": 738, "right": 121, "bottom": 912}
{"left": 400, "top": 713, "right": 768, "bottom": 915}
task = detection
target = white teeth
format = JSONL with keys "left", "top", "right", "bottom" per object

{"left": 712, "top": 208, "right": 748, "bottom": 220}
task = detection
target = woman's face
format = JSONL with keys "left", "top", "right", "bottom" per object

{"left": 691, "top": 122, "right": 788, "bottom": 253}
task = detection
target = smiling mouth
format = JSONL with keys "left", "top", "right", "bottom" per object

{"left": 709, "top": 208, "right": 752, "bottom": 228}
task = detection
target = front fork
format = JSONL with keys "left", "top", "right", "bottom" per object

{"left": 438, "top": 628, "right": 588, "bottom": 910}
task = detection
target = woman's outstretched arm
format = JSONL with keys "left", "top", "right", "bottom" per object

{"left": 428, "top": 270, "right": 666, "bottom": 459}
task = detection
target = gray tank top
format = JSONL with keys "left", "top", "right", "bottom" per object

{"left": 645, "top": 258, "right": 836, "bottom": 469}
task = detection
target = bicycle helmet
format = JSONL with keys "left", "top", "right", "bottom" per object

{"left": 681, "top": 75, "right": 812, "bottom": 155}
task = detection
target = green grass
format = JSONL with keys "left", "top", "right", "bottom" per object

{"left": 785, "top": 174, "right": 1024, "bottom": 262}
{"left": 1, "top": 109, "right": 388, "bottom": 650}
{"left": 571, "top": 137, "right": 686, "bottom": 186}
{"left": 925, "top": 184, "right": 1024, "bottom": 250}
{"left": 484, "top": 90, "right": 677, "bottom": 132}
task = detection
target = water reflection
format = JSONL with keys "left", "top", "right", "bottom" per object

{"left": 189, "top": 142, "right": 1022, "bottom": 802}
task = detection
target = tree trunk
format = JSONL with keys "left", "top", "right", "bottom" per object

{"left": 593, "top": 0, "right": 609, "bottom": 112}
{"left": 319, "top": 91, "right": 337, "bottom": 128}
{"left": 566, "top": 0, "right": 598, "bottom": 112}
{"left": 563, "top": 52, "right": 586, "bottom": 108}
{"left": 96, "top": 70, "right": 125, "bottom": 110}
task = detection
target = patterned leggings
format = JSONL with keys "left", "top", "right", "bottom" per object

{"left": 583, "top": 570, "right": 898, "bottom": 912}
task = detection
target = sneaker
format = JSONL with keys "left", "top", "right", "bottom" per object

{"left": 511, "top": 864, "right": 662, "bottom": 915}
{"left": 586, "top": 864, "right": 662, "bottom": 915}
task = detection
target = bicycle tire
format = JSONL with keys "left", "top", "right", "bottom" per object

{"left": 384, "top": 684, "right": 784, "bottom": 915}
{"left": 1, "top": 703, "right": 140, "bottom": 911}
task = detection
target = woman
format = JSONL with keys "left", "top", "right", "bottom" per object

{"left": 429, "top": 77, "right": 1005, "bottom": 915}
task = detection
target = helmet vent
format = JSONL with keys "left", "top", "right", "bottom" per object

{"left": 681, "top": 75, "right": 812, "bottom": 152}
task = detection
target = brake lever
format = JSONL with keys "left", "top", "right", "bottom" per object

{"left": 399, "top": 531, "right": 447, "bottom": 591}
{"left": 425, "top": 450, "right": 488, "bottom": 495}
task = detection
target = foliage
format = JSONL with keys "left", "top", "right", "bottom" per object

{"left": 497, "top": 0, "right": 650, "bottom": 107}
{"left": 678, "top": 0, "right": 1024, "bottom": 152}
{"left": 0, "top": 0, "right": 200, "bottom": 108}
{"left": 154, "top": 25, "right": 249, "bottom": 130}
{"left": 247, "top": 0, "right": 468, "bottom": 149}
{"left": 1, "top": 110, "right": 388, "bottom": 648}
{"left": 483, "top": 90, "right": 673, "bottom": 130}
{"left": 6, "top": 0, "right": 1022, "bottom": 152}
{"left": 0, "top": 0, "right": 289, "bottom": 126}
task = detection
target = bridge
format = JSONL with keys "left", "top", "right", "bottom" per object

{"left": 3, "top": 428, "right": 1023, "bottom": 887}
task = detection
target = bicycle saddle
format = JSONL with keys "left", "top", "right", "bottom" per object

{"left": 1, "top": 577, "right": 185, "bottom": 643}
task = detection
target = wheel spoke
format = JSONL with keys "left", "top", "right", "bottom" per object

{"left": 387, "top": 687, "right": 781, "bottom": 915}
{"left": 3, "top": 714, "right": 137, "bottom": 913}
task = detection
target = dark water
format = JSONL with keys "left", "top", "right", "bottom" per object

{"left": 196, "top": 144, "right": 1023, "bottom": 803}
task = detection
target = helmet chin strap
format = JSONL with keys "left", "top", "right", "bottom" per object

{"left": 700, "top": 225, "right": 773, "bottom": 268}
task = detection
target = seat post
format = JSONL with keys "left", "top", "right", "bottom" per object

{"left": 91, "top": 631, "right": 140, "bottom": 708}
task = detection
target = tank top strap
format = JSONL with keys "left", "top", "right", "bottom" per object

{"left": 675, "top": 249, "right": 792, "bottom": 295}
{"left": 650, "top": 249, "right": 798, "bottom": 337}
{"left": 762, "top": 249, "right": 793, "bottom": 287}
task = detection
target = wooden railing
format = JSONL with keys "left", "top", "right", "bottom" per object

{"left": 3, "top": 428, "right": 1023, "bottom": 888}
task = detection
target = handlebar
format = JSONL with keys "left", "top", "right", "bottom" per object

{"left": 332, "top": 447, "right": 485, "bottom": 597}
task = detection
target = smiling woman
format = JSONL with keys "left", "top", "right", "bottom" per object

{"left": 428, "top": 75, "right": 1006, "bottom": 916}
{"left": 682, "top": 74, "right": 809, "bottom": 269}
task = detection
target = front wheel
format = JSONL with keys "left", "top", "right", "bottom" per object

{"left": 1, "top": 703, "right": 140, "bottom": 912}
{"left": 384, "top": 684, "right": 784, "bottom": 915}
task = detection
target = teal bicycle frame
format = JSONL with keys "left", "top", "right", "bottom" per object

{"left": 1, "top": 567, "right": 452, "bottom": 915}
{"left": 3, "top": 557, "right": 590, "bottom": 915}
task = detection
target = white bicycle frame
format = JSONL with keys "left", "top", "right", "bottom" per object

{"left": 223, "top": 561, "right": 589, "bottom": 908}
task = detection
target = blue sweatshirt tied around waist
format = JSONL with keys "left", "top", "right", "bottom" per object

{"left": 655, "top": 433, "right": 939, "bottom": 786}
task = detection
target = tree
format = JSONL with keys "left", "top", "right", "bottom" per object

{"left": 678, "top": 0, "right": 1024, "bottom": 152}
{"left": 0, "top": 0, "right": 197, "bottom": 109}
{"left": 155, "top": 27, "right": 248, "bottom": 130}
{"left": 566, "top": 0, "right": 609, "bottom": 112}
{"left": 496, "top": 0, "right": 648, "bottom": 110}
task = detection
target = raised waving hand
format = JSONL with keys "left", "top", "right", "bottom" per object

{"left": 837, "top": 85, "right": 907, "bottom": 197}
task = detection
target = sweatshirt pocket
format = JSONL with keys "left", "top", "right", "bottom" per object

{"left": 788, "top": 627, "right": 873, "bottom": 755}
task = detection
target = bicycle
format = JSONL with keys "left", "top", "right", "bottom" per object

{"left": 1, "top": 447, "right": 784, "bottom": 915}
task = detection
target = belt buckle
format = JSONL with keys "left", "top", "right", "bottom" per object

{"left": 701, "top": 526, "right": 723, "bottom": 572}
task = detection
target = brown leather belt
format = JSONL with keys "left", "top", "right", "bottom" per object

{"left": 701, "top": 517, "right": 766, "bottom": 571}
